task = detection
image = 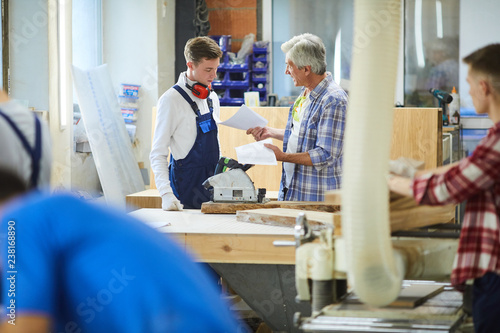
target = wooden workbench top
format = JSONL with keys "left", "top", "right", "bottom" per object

{"left": 129, "top": 208, "right": 295, "bottom": 235}
{"left": 129, "top": 208, "right": 296, "bottom": 264}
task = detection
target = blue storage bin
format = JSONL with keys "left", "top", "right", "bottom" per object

{"left": 252, "top": 61, "right": 268, "bottom": 74}
{"left": 253, "top": 41, "right": 269, "bottom": 54}
{"left": 214, "top": 88, "right": 226, "bottom": 99}
{"left": 253, "top": 53, "right": 268, "bottom": 62}
{"left": 226, "top": 72, "right": 250, "bottom": 88}
{"left": 209, "top": 35, "right": 232, "bottom": 53}
{"left": 212, "top": 70, "right": 227, "bottom": 89}
{"left": 222, "top": 54, "right": 251, "bottom": 72}
{"left": 251, "top": 87, "right": 268, "bottom": 102}
{"left": 252, "top": 72, "right": 267, "bottom": 83}
{"left": 220, "top": 88, "right": 246, "bottom": 106}
{"left": 212, "top": 81, "right": 225, "bottom": 89}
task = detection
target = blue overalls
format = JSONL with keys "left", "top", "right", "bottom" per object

{"left": 169, "top": 85, "right": 219, "bottom": 209}
{"left": 0, "top": 110, "right": 42, "bottom": 188}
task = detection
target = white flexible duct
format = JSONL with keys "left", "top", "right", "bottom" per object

{"left": 342, "top": 0, "right": 404, "bottom": 306}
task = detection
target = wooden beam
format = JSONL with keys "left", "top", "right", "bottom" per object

{"left": 184, "top": 234, "right": 295, "bottom": 264}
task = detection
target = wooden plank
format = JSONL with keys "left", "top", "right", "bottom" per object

{"left": 126, "top": 189, "right": 162, "bottom": 209}
{"left": 201, "top": 200, "right": 340, "bottom": 214}
{"left": 389, "top": 284, "right": 444, "bottom": 308}
{"left": 236, "top": 208, "right": 341, "bottom": 230}
{"left": 389, "top": 203, "right": 455, "bottom": 231}
{"left": 323, "top": 190, "right": 455, "bottom": 235}
{"left": 184, "top": 234, "right": 296, "bottom": 264}
{"left": 325, "top": 189, "right": 425, "bottom": 207}
{"left": 324, "top": 190, "right": 342, "bottom": 205}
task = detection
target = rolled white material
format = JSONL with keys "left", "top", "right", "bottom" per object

{"left": 342, "top": 0, "right": 402, "bottom": 306}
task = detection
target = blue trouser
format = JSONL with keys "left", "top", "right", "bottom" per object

{"left": 473, "top": 272, "right": 500, "bottom": 332}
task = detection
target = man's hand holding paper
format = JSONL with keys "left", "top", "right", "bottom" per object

{"left": 235, "top": 138, "right": 277, "bottom": 165}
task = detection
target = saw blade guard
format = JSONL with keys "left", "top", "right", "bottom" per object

{"left": 203, "top": 168, "right": 259, "bottom": 202}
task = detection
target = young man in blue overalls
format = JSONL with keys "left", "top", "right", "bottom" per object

{"left": 150, "top": 37, "right": 222, "bottom": 210}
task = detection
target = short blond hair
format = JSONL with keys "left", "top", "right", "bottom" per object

{"left": 184, "top": 37, "right": 223, "bottom": 65}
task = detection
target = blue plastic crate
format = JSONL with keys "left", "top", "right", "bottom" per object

{"left": 253, "top": 41, "right": 269, "bottom": 54}
{"left": 252, "top": 72, "right": 268, "bottom": 83}
{"left": 252, "top": 53, "right": 268, "bottom": 62}
{"left": 219, "top": 88, "right": 248, "bottom": 106}
{"left": 212, "top": 81, "right": 225, "bottom": 89}
{"left": 212, "top": 70, "right": 227, "bottom": 89}
{"left": 221, "top": 54, "right": 251, "bottom": 72}
{"left": 220, "top": 98, "right": 244, "bottom": 106}
{"left": 209, "top": 35, "right": 232, "bottom": 53}
{"left": 252, "top": 61, "right": 268, "bottom": 74}
{"left": 252, "top": 81, "right": 267, "bottom": 90}
{"left": 251, "top": 87, "right": 267, "bottom": 102}
{"left": 227, "top": 72, "right": 250, "bottom": 88}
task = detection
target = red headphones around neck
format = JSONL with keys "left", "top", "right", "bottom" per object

{"left": 185, "top": 82, "right": 211, "bottom": 99}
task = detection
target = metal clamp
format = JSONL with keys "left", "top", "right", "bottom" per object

{"left": 273, "top": 212, "right": 316, "bottom": 248}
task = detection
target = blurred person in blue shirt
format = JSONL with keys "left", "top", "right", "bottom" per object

{"left": 0, "top": 169, "right": 245, "bottom": 333}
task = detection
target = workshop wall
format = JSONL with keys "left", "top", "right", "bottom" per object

{"left": 102, "top": 0, "right": 176, "bottom": 182}
{"left": 206, "top": 0, "right": 258, "bottom": 52}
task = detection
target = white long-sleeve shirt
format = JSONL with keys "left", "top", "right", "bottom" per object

{"left": 150, "top": 73, "right": 220, "bottom": 196}
{"left": 0, "top": 100, "right": 52, "bottom": 188}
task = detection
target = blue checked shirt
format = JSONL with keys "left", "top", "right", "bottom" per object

{"left": 279, "top": 73, "right": 347, "bottom": 201}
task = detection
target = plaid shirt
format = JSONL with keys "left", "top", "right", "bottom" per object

{"left": 412, "top": 121, "right": 500, "bottom": 288}
{"left": 279, "top": 73, "right": 347, "bottom": 201}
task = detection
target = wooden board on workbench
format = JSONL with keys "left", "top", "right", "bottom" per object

{"left": 126, "top": 189, "right": 162, "bottom": 209}
{"left": 324, "top": 189, "right": 455, "bottom": 235}
{"left": 201, "top": 201, "right": 341, "bottom": 214}
{"left": 236, "top": 208, "right": 341, "bottom": 230}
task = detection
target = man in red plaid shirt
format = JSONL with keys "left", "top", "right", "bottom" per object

{"left": 389, "top": 44, "right": 500, "bottom": 333}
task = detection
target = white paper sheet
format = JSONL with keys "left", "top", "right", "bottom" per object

{"left": 217, "top": 105, "right": 268, "bottom": 130}
{"left": 235, "top": 138, "right": 277, "bottom": 165}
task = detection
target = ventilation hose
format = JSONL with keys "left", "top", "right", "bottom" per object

{"left": 342, "top": 0, "right": 404, "bottom": 307}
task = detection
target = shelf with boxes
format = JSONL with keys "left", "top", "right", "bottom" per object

{"left": 251, "top": 41, "right": 270, "bottom": 104}
{"left": 118, "top": 83, "right": 140, "bottom": 142}
{"left": 210, "top": 35, "right": 272, "bottom": 106}
{"left": 214, "top": 47, "right": 253, "bottom": 106}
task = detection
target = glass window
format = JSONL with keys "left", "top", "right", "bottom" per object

{"left": 72, "top": 0, "right": 103, "bottom": 105}
{"left": 404, "top": 0, "right": 459, "bottom": 107}
{"left": 271, "top": 0, "right": 354, "bottom": 103}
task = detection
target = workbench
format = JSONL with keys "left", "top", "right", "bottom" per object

{"left": 128, "top": 208, "right": 295, "bottom": 264}
{"left": 129, "top": 208, "right": 309, "bottom": 332}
